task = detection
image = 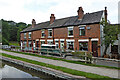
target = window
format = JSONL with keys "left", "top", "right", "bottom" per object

{"left": 24, "top": 33, "right": 26, "bottom": 39}
{"left": 47, "top": 41, "right": 53, "bottom": 45}
{"left": 29, "top": 32, "right": 31, "bottom": 39}
{"left": 79, "top": 42, "right": 88, "bottom": 51}
{"left": 55, "top": 41, "right": 59, "bottom": 49}
{"left": 41, "top": 41, "right": 45, "bottom": 45}
{"left": 67, "top": 41, "right": 74, "bottom": 50}
{"left": 23, "top": 41, "right": 27, "bottom": 47}
{"left": 36, "top": 41, "right": 39, "bottom": 47}
{"left": 79, "top": 26, "right": 85, "bottom": 36}
{"left": 41, "top": 30, "right": 45, "bottom": 38}
{"left": 68, "top": 27, "right": 73, "bottom": 37}
{"left": 48, "top": 29, "right": 52, "bottom": 38}
{"left": 28, "top": 41, "right": 32, "bottom": 47}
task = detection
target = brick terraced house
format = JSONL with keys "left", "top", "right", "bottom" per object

{"left": 20, "top": 7, "right": 108, "bottom": 57}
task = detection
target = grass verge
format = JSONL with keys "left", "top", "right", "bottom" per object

{"left": 2, "top": 49, "right": 120, "bottom": 70}
{"left": 1, "top": 53, "right": 119, "bottom": 80}
{"left": 9, "top": 41, "right": 20, "bottom": 46}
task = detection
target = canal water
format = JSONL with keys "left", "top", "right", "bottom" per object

{"left": 0, "top": 60, "right": 65, "bottom": 80}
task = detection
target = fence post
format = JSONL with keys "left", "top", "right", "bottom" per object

{"left": 85, "top": 52, "right": 87, "bottom": 64}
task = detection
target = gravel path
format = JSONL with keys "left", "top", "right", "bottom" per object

{"left": 0, "top": 50, "right": 119, "bottom": 79}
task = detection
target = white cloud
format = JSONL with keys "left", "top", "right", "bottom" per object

{"left": 0, "top": 0, "right": 119, "bottom": 24}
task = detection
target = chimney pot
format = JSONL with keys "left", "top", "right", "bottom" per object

{"left": 104, "top": 7, "right": 107, "bottom": 22}
{"left": 50, "top": 14, "right": 55, "bottom": 24}
{"left": 32, "top": 19, "right": 36, "bottom": 28}
{"left": 77, "top": 6, "right": 84, "bottom": 19}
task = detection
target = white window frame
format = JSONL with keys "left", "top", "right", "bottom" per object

{"left": 24, "top": 41, "right": 27, "bottom": 47}
{"left": 55, "top": 41, "right": 59, "bottom": 49}
{"left": 66, "top": 41, "right": 74, "bottom": 50}
{"left": 78, "top": 39, "right": 89, "bottom": 42}
{"left": 68, "top": 26, "right": 74, "bottom": 37}
{"left": 28, "top": 32, "right": 31, "bottom": 39}
{"left": 79, "top": 25, "right": 86, "bottom": 36}
{"left": 48, "top": 29, "right": 52, "bottom": 38}
{"left": 91, "top": 38, "right": 99, "bottom": 41}
{"left": 28, "top": 41, "right": 32, "bottom": 47}
{"left": 41, "top": 30, "right": 45, "bottom": 38}
{"left": 24, "top": 33, "right": 26, "bottom": 39}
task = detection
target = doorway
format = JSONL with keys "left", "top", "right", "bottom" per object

{"left": 92, "top": 41, "right": 98, "bottom": 57}
{"left": 60, "top": 41, "right": 64, "bottom": 50}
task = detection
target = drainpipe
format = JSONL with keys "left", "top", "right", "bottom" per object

{"left": 53, "top": 28, "right": 55, "bottom": 44}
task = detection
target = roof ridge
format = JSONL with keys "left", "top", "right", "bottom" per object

{"left": 85, "top": 10, "right": 104, "bottom": 15}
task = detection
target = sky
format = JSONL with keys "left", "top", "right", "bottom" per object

{"left": 0, "top": 0, "right": 119, "bottom": 24}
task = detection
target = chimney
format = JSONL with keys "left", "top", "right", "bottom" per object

{"left": 77, "top": 7, "right": 84, "bottom": 19}
{"left": 32, "top": 19, "right": 36, "bottom": 28}
{"left": 104, "top": 7, "right": 107, "bottom": 23}
{"left": 50, "top": 14, "right": 55, "bottom": 24}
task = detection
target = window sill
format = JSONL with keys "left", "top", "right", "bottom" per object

{"left": 68, "top": 36, "right": 74, "bottom": 37}
{"left": 48, "top": 36, "right": 52, "bottom": 38}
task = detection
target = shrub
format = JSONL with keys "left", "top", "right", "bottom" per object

{"left": 72, "top": 51, "right": 93, "bottom": 63}
{"left": 2, "top": 37, "right": 9, "bottom": 45}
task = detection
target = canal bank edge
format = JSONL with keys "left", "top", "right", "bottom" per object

{"left": 0, "top": 56, "right": 88, "bottom": 80}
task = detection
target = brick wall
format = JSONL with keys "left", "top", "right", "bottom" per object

{"left": 20, "top": 24, "right": 101, "bottom": 56}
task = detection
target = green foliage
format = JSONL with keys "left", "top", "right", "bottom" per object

{"left": 9, "top": 41, "right": 19, "bottom": 46}
{"left": 0, "top": 34, "right": 2, "bottom": 43}
{"left": 2, "top": 19, "right": 10, "bottom": 41}
{"left": 1, "top": 19, "right": 31, "bottom": 44}
{"left": 2, "top": 37, "right": 9, "bottom": 45}
{"left": 72, "top": 51, "right": 93, "bottom": 63}
{"left": 100, "top": 18, "right": 119, "bottom": 55}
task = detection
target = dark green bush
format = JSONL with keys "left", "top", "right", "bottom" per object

{"left": 72, "top": 51, "right": 93, "bottom": 63}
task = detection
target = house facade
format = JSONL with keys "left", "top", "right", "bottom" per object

{"left": 20, "top": 7, "right": 108, "bottom": 57}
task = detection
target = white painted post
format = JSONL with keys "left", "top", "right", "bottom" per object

{"left": 85, "top": 52, "right": 87, "bottom": 64}
{"left": 21, "top": 42, "right": 23, "bottom": 50}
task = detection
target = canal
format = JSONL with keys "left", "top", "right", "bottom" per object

{"left": 0, "top": 60, "right": 65, "bottom": 80}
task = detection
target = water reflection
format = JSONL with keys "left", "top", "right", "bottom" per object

{"left": 0, "top": 61, "right": 64, "bottom": 80}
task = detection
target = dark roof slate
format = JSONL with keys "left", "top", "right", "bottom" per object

{"left": 80, "top": 11, "right": 103, "bottom": 25}
{"left": 49, "top": 17, "right": 69, "bottom": 28}
{"left": 21, "top": 10, "right": 103, "bottom": 33}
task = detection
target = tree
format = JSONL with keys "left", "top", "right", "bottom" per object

{"left": 16, "top": 22, "right": 31, "bottom": 43}
{"left": 1, "top": 19, "right": 31, "bottom": 45}
{"left": 100, "top": 18, "right": 119, "bottom": 56}
{"left": 2, "top": 19, "right": 10, "bottom": 41}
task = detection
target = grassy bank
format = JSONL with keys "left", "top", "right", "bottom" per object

{"left": 2, "top": 49, "right": 120, "bottom": 70}
{"left": 1, "top": 53, "right": 119, "bottom": 80}
{"left": 9, "top": 41, "right": 19, "bottom": 46}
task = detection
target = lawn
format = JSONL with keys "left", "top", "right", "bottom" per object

{"left": 1, "top": 53, "right": 119, "bottom": 80}
{"left": 9, "top": 41, "right": 20, "bottom": 46}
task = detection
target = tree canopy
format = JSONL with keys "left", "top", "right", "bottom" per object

{"left": 1, "top": 19, "right": 31, "bottom": 45}
{"left": 100, "top": 18, "right": 119, "bottom": 55}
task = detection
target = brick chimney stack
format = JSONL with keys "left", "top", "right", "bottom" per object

{"left": 32, "top": 19, "right": 36, "bottom": 28}
{"left": 104, "top": 7, "right": 107, "bottom": 23}
{"left": 50, "top": 14, "right": 55, "bottom": 24}
{"left": 77, "top": 7, "right": 84, "bottom": 20}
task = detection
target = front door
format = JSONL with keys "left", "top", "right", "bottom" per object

{"left": 92, "top": 41, "right": 98, "bottom": 57}
{"left": 111, "top": 45, "right": 118, "bottom": 54}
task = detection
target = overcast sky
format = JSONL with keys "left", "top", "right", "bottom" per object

{"left": 0, "top": 0, "right": 119, "bottom": 24}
